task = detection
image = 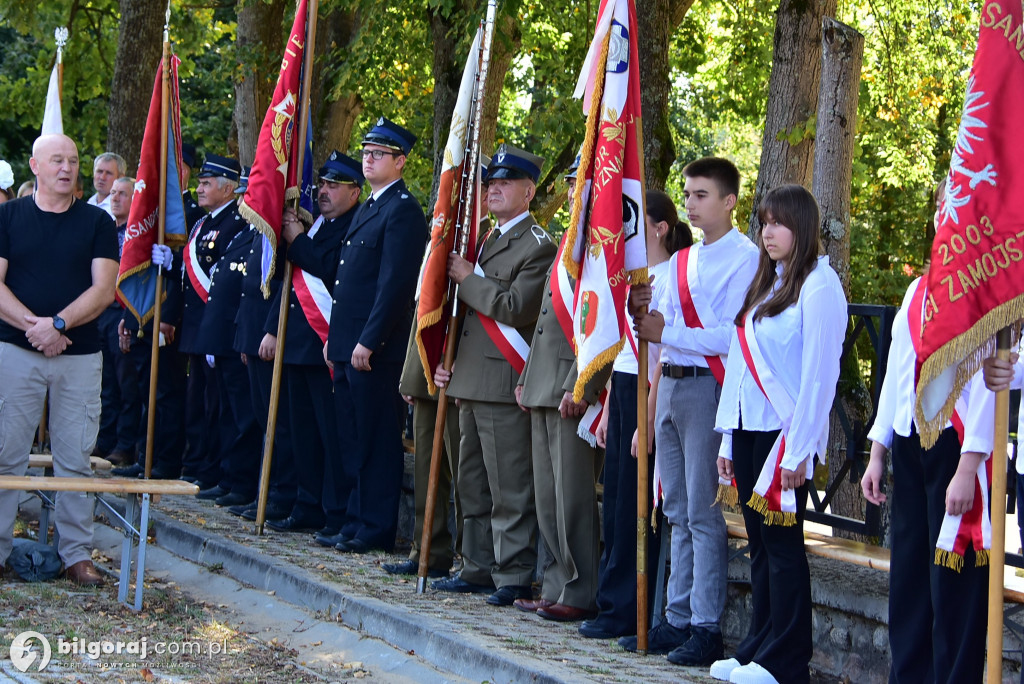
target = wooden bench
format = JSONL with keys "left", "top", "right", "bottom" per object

{"left": 723, "top": 511, "right": 1024, "bottom": 603}
{"left": 28, "top": 454, "right": 113, "bottom": 472}
{"left": 0, "top": 475, "right": 198, "bottom": 611}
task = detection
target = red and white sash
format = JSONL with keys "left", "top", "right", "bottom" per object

{"left": 184, "top": 216, "right": 212, "bottom": 303}
{"left": 737, "top": 310, "right": 801, "bottom": 526}
{"left": 473, "top": 231, "right": 530, "bottom": 373}
{"left": 292, "top": 217, "right": 332, "bottom": 345}
{"left": 549, "top": 232, "right": 607, "bottom": 445}
{"left": 906, "top": 280, "right": 992, "bottom": 570}
{"left": 669, "top": 245, "right": 727, "bottom": 385}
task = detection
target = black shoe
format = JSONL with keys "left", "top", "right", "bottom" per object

{"left": 336, "top": 538, "right": 377, "bottom": 554}
{"left": 112, "top": 464, "right": 144, "bottom": 477}
{"left": 179, "top": 475, "right": 200, "bottom": 484}
{"left": 382, "top": 559, "right": 447, "bottom": 578}
{"left": 431, "top": 575, "right": 495, "bottom": 594}
{"left": 147, "top": 467, "right": 181, "bottom": 480}
{"left": 666, "top": 626, "right": 724, "bottom": 666}
{"left": 315, "top": 531, "right": 351, "bottom": 548}
{"left": 215, "top": 492, "right": 252, "bottom": 507}
{"left": 228, "top": 502, "right": 256, "bottom": 517}
{"left": 240, "top": 503, "right": 291, "bottom": 521}
{"left": 618, "top": 620, "right": 691, "bottom": 654}
{"left": 316, "top": 526, "right": 339, "bottom": 538}
{"left": 579, "top": 618, "right": 634, "bottom": 639}
{"left": 196, "top": 485, "right": 228, "bottom": 500}
{"left": 266, "top": 515, "right": 320, "bottom": 531}
{"left": 486, "top": 585, "right": 532, "bottom": 607}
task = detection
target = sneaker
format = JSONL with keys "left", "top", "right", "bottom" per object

{"left": 667, "top": 626, "right": 724, "bottom": 667}
{"left": 728, "top": 661, "right": 779, "bottom": 684}
{"left": 709, "top": 657, "right": 742, "bottom": 681}
{"left": 618, "top": 620, "right": 690, "bottom": 654}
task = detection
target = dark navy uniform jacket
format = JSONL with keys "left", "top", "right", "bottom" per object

{"left": 177, "top": 204, "right": 248, "bottom": 354}
{"left": 234, "top": 229, "right": 286, "bottom": 356}
{"left": 191, "top": 219, "right": 251, "bottom": 356}
{"left": 266, "top": 208, "right": 355, "bottom": 366}
{"left": 326, "top": 180, "right": 427, "bottom": 365}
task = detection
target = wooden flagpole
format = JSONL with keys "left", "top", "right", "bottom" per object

{"left": 986, "top": 326, "right": 1012, "bottom": 682}
{"left": 145, "top": 6, "right": 172, "bottom": 479}
{"left": 55, "top": 27, "right": 67, "bottom": 104}
{"left": 417, "top": 0, "right": 496, "bottom": 592}
{"left": 255, "top": 0, "right": 319, "bottom": 533}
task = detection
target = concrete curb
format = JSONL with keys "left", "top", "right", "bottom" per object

{"left": 141, "top": 507, "right": 573, "bottom": 684}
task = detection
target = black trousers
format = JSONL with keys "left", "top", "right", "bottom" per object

{"left": 97, "top": 307, "right": 143, "bottom": 454}
{"left": 182, "top": 354, "right": 221, "bottom": 485}
{"left": 333, "top": 360, "right": 404, "bottom": 550}
{"left": 247, "top": 356, "right": 296, "bottom": 510}
{"left": 888, "top": 427, "right": 987, "bottom": 684}
{"left": 286, "top": 364, "right": 346, "bottom": 526}
{"left": 731, "top": 426, "right": 811, "bottom": 684}
{"left": 592, "top": 371, "right": 662, "bottom": 633}
{"left": 213, "top": 353, "right": 261, "bottom": 498}
{"left": 128, "top": 334, "right": 186, "bottom": 474}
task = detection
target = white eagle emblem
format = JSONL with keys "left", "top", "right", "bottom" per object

{"left": 133, "top": 179, "right": 146, "bottom": 195}
{"left": 941, "top": 75, "right": 997, "bottom": 225}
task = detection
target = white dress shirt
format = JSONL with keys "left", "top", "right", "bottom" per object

{"left": 88, "top": 192, "right": 116, "bottom": 221}
{"left": 866, "top": 277, "right": 995, "bottom": 456}
{"left": 614, "top": 259, "right": 670, "bottom": 376}
{"left": 716, "top": 256, "right": 848, "bottom": 472}
{"left": 652, "top": 227, "right": 759, "bottom": 367}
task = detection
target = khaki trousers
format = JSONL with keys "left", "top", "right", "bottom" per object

{"left": 409, "top": 396, "right": 461, "bottom": 569}
{"left": 0, "top": 342, "right": 101, "bottom": 566}
{"left": 457, "top": 399, "right": 536, "bottom": 587}
{"left": 531, "top": 406, "right": 602, "bottom": 609}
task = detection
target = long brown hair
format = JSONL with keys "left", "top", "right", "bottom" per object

{"left": 646, "top": 189, "right": 693, "bottom": 255}
{"left": 735, "top": 184, "right": 822, "bottom": 324}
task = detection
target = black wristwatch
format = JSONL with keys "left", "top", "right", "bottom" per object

{"left": 52, "top": 315, "right": 66, "bottom": 333}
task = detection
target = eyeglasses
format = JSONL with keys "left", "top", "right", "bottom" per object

{"left": 360, "top": 149, "right": 401, "bottom": 160}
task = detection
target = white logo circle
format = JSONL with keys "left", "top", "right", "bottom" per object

{"left": 9, "top": 631, "right": 51, "bottom": 672}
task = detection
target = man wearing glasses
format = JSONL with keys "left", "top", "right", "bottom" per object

{"left": 324, "top": 118, "right": 428, "bottom": 554}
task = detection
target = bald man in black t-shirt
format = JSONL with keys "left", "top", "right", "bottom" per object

{"left": 0, "top": 134, "right": 118, "bottom": 586}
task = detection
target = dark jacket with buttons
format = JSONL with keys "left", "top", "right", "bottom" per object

{"left": 326, "top": 180, "right": 427, "bottom": 365}
{"left": 446, "top": 213, "right": 556, "bottom": 403}
{"left": 233, "top": 228, "right": 288, "bottom": 355}
{"left": 193, "top": 222, "right": 252, "bottom": 356}
{"left": 178, "top": 203, "right": 248, "bottom": 354}
{"left": 265, "top": 209, "right": 355, "bottom": 365}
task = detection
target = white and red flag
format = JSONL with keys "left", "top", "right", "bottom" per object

{"left": 915, "top": 0, "right": 1024, "bottom": 446}
{"left": 562, "top": 0, "right": 647, "bottom": 401}
{"left": 416, "top": 27, "right": 484, "bottom": 392}
{"left": 238, "top": 0, "right": 309, "bottom": 297}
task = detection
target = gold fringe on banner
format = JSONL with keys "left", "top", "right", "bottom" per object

{"left": 934, "top": 548, "right": 965, "bottom": 573}
{"left": 975, "top": 548, "right": 990, "bottom": 567}
{"left": 746, "top": 492, "right": 797, "bottom": 527}
{"left": 237, "top": 199, "right": 278, "bottom": 299}
{"left": 915, "top": 294, "right": 1024, "bottom": 448}
{"left": 715, "top": 483, "right": 738, "bottom": 507}
{"left": 573, "top": 341, "right": 623, "bottom": 403}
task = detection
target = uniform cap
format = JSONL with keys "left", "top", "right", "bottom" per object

{"left": 361, "top": 116, "right": 417, "bottom": 155}
{"left": 564, "top": 152, "right": 581, "bottom": 181}
{"left": 234, "top": 166, "right": 251, "bottom": 194}
{"left": 181, "top": 143, "right": 199, "bottom": 169}
{"left": 487, "top": 143, "right": 544, "bottom": 183}
{"left": 319, "top": 151, "right": 364, "bottom": 185}
{"left": 197, "top": 154, "right": 241, "bottom": 182}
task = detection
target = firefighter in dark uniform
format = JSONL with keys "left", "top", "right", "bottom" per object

{"left": 270, "top": 151, "right": 363, "bottom": 537}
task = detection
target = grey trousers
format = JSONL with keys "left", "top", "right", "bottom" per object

{"left": 0, "top": 342, "right": 101, "bottom": 566}
{"left": 655, "top": 374, "right": 727, "bottom": 630}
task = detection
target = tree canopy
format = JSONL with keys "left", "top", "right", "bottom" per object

{"left": 0, "top": 0, "right": 981, "bottom": 305}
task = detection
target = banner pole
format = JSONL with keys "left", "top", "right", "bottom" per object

{"left": 986, "top": 326, "right": 1012, "bottom": 682}
{"left": 145, "top": 13, "right": 172, "bottom": 479}
{"left": 256, "top": 0, "right": 319, "bottom": 534}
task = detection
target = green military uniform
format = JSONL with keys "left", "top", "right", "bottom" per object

{"left": 518, "top": 262, "right": 610, "bottom": 610}
{"left": 398, "top": 321, "right": 461, "bottom": 572}
{"left": 447, "top": 212, "right": 556, "bottom": 588}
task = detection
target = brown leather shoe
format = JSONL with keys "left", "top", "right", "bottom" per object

{"left": 513, "top": 597, "right": 554, "bottom": 613}
{"left": 65, "top": 560, "right": 104, "bottom": 586}
{"left": 537, "top": 603, "right": 597, "bottom": 622}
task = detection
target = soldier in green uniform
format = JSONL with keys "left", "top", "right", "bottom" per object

{"left": 433, "top": 144, "right": 556, "bottom": 607}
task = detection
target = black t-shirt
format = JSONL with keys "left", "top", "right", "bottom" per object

{"left": 0, "top": 196, "right": 118, "bottom": 354}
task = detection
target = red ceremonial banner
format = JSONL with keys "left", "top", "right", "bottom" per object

{"left": 915, "top": 0, "right": 1024, "bottom": 447}
{"left": 237, "top": 0, "right": 308, "bottom": 297}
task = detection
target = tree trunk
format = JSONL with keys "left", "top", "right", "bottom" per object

{"left": 748, "top": 0, "right": 836, "bottom": 241}
{"left": 233, "top": 0, "right": 287, "bottom": 166}
{"left": 107, "top": 0, "right": 163, "bottom": 173}
{"left": 477, "top": 5, "right": 521, "bottom": 157}
{"left": 636, "top": 0, "right": 695, "bottom": 191}
{"left": 311, "top": 7, "right": 362, "bottom": 168}
{"left": 812, "top": 18, "right": 869, "bottom": 541}
{"left": 428, "top": 2, "right": 473, "bottom": 212}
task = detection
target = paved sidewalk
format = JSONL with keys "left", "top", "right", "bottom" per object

{"left": 132, "top": 494, "right": 715, "bottom": 684}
